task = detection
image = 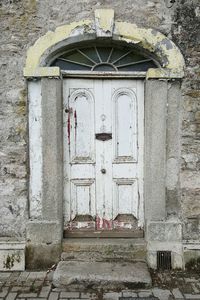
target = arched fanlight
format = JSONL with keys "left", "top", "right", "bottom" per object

{"left": 51, "top": 46, "right": 158, "bottom": 72}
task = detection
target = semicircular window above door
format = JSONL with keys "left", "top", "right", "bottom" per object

{"left": 51, "top": 46, "right": 158, "bottom": 72}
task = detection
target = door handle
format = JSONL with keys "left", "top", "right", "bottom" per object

{"left": 101, "top": 168, "right": 106, "bottom": 174}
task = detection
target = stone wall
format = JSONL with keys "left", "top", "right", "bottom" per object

{"left": 171, "top": 0, "right": 200, "bottom": 239}
{"left": 0, "top": 0, "right": 199, "bottom": 242}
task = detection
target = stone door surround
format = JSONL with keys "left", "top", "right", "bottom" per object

{"left": 24, "top": 9, "right": 185, "bottom": 269}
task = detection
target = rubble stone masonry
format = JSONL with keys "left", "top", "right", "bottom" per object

{"left": 0, "top": 0, "right": 199, "bottom": 247}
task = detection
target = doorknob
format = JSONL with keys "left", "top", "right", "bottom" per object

{"left": 101, "top": 168, "right": 106, "bottom": 174}
{"left": 65, "top": 107, "right": 73, "bottom": 113}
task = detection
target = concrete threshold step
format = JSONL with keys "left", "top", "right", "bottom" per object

{"left": 62, "top": 238, "right": 146, "bottom": 262}
{"left": 53, "top": 260, "right": 152, "bottom": 291}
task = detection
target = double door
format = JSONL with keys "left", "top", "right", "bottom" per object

{"left": 63, "top": 78, "right": 144, "bottom": 237}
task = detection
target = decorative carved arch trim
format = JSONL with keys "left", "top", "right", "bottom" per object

{"left": 24, "top": 9, "right": 185, "bottom": 79}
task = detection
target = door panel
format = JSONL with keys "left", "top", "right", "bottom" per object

{"left": 113, "top": 178, "right": 138, "bottom": 219}
{"left": 63, "top": 78, "right": 144, "bottom": 236}
{"left": 71, "top": 179, "right": 95, "bottom": 219}
{"left": 113, "top": 88, "right": 137, "bottom": 161}
{"left": 69, "top": 89, "right": 95, "bottom": 163}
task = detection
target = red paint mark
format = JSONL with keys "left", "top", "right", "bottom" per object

{"left": 103, "top": 218, "right": 112, "bottom": 229}
{"left": 67, "top": 112, "right": 70, "bottom": 145}
{"left": 96, "top": 215, "right": 100, "bottom": 229}
{"left": 74, "top": 110, "right": 77, "bottom": 143}
{"left": 96, "top": 216, "right": 112, "bottom": 230}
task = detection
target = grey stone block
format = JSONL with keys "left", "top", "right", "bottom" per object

{"left": 26, "top": 220, "right": 62, "bottom": 244}
{"left": 147, "top": 221, "right": 182, "bottom": 242}
{"left": 53, "top": 261, "right": 152, "bottom": 290}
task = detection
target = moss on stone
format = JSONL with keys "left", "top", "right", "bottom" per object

{"left": 186, "top": 90, "right": 200, "bottom": 98}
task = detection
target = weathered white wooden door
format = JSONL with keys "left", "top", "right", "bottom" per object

{"left": 63, "top": 78, "right": 144, "bottom": 237}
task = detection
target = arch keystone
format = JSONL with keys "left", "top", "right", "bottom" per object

{"left": 95, "top": 9, "right": 115, "bottom": 37}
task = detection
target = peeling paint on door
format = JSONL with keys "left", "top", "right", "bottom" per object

{"left": 96, "top": 216, "right": 112, "bottom": 230}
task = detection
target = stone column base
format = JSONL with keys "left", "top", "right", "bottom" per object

{"left": 146, "top": 219, "right": 183, "bottom": 269}
{"left": 26, "top": 220, "right": 62, "bottom": 270}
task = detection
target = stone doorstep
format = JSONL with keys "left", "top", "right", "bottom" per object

{"left": 62, "top": 238, "right": 147, "bottom": 262}
{"left": 53, "top": 261, "right": 152, "bottom": 290}
{"left": 0, "top": 240, "right": 25, "bottom": 272}
{"left": 62, "top": 238, "right": 146, "bottom": 250}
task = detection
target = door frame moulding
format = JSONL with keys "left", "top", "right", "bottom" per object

{"left": 24, "top": 9, "right": 185, "bottom": 270}
{"left": 61, "top": 71, "right": 147, "bottom": 78}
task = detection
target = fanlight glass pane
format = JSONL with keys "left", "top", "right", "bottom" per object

{"left": 93, "top": 64, "right": 116, "bottom": 71}
{"left": 96, "top": 47, "right": 112, "bottom": 62}
{"left": 51, "top": 46, "right": 158, "bottom": 72}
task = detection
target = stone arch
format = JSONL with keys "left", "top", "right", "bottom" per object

{"left": 24, "top": 9, "right": 185, "bottom": 79}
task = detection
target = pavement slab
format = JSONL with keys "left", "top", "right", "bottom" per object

{"left": 0, "top": 269, "right": 200, "bottom": 299}
{"left": 120, "top": 298, "right": 158, "bottom": 300}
